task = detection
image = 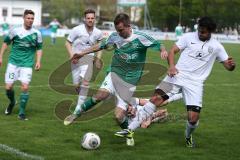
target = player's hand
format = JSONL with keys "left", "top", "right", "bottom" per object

{"left": 94, "top": 58, "right": 103, "bottom": 69}
{"left": 35, "top": 62, "right": 41, "bottom": 71}
{"left": 160, "top": 50, "right": 168, "bottom": 60}
{"left": 227, "top": 57, "right": 236, "bottom": 66}
{"left": 167, "top": 65, "right": 178, "bottom": 77}
{"left": 71, "top": 53, "right": 82, "bottom": 64}
{"left": 127, "top": 105, "right": 136, "bottom": 118}
{"left": 223, "top": 57, "right": 236, "bottom": 71}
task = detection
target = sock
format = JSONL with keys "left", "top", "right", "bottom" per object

{"left": 19, "top": 92, "right": 29, "bottom": 115}
{"left": 128, "top": 101, "right": 156, "bottom": 131}
{"left": 73, "top": 96, "right": 86, "bottom": 115}
{"left": 52, "top": 38, "right": 56, "bottom": 44}
{"left": 6, "top": 89, "right": 15, "bottom": 105}
{"left": 81, "top": 97, "right": 100, "bottom": 112}
{"left": 168, "top": 93, "right": 183, "bottom": 103}
{"left": 74, "top": 84, "right": 89, "bottom": 115}
{"left": 119, "top": 116, "right": 128, "bottom": 129}
{"left": 185, "top": 121, "right": 199, "bottom": 138}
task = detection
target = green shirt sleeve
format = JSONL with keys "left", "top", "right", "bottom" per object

{"left": 4, "top": 28, "right": 15, "bottom": 45}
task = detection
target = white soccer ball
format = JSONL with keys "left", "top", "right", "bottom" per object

{"left": 81, "top": 132, "right": 101, "bottom": 150}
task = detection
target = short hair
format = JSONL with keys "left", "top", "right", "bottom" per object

{"left": 198, "top": 16, "right": 216, "bottom": 32}
{"left": 114, "top": 13, "right": 130, "bottom": 26}
{"left": 84, "top": 9, "right": 95, "bottom": 17}
{"left": 24, "top": 9, "right": 35, "bottom": 17}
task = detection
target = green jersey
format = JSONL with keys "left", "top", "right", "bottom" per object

{"left": 4, "top": 26, "right": 43, "bottom": 68}
{"left": 2, "top": 23, "right": 9, "bottom": 31}
{"left": 175, "top": 25, "right": 183, "bottom": 36}
{"left": 49, "top": 21, "right": 60, "bottom": 33}
{"left": 100, "top": 30, "right": 161, "bottom": 85}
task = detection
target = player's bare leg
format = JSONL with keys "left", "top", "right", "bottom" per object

{"left": 64, "top": 88, "right": 110, "bottom": 125}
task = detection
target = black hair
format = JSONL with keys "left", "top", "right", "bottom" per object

{"left": 114, "top": 13, "right": 130, "bottom": 26}
{"left": 198, "top": 16, "right": 216, "bottom": 32}
{"left": 24, "top": 9, "right": 34, "bottom": 17}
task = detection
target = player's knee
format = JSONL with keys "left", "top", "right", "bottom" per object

{"left": 115, "top": 112, "right": 125, "bottom": 123}
{"left": 95, "top": 89, "right": 109, "bottom": 101}
{"left": 21, "top": 84, "right": 29, "bottom": 92}
{"left": 5, "top": 84, "right": 13, "bottom": 90}
{"left": 114, "top": 108, "right": 126, "bottom": 123}
{"left": 188, "top": 121, "right": 198, "bottom": 126}
{"left": 82, "top": 80, "right": 89, "bottom": 86}
{"left": 187, "top": 105, "right": 200, "bottom": 123}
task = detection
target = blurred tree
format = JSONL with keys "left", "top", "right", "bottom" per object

{"left": 42, "top": 0, "right": 84, "bottom": 27}
{"left": 148, "top": 0, "right": 240, "bottom": 31}
{"left": 41, "top": 0, "right": 240, "bottom": 31}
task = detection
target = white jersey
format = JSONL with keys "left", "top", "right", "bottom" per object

{"left": 166, "top": 32, "right": 228, "bottom": 84}
{"left": 67, "top": 24, "right": 103, "bottom": 56}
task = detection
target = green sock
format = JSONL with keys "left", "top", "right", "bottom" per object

{"left": 6, "top": 89, "right": 15, "bottom": 105}
{"left": 19, "top": 92, "right": 29, "bottom": 115}
{"left": 120, "top": 118, "right": 129, "bottom": 129}
{"left": 81, "top": 97, "right": 100, "bottom": 112}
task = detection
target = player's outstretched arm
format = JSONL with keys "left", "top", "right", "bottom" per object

{"left": 71, "top": 43, "right": 102, "bottom": 63}
{"left": 0, "top": 42, "right": 8, "bottom": 67}
{"left": 94, "top": 50, "right": 103, "bottom": 69}
{"left": 35, "top": 50, "right": 42, "bottom": 71}
{"left": 167, "top": 44, "right": 180, "bottom": 77}
{"left": 223, "top": 57, "right": 236, "bottom": 71}
{"left": 65, "top": 41, "right": 74, "bottom": 59}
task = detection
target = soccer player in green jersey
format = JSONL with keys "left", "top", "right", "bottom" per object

{"left": 65, "top": 13, "right": 168, "bottom": 145}
{"left": 48, "top": 18, "right": 62, "bottom": 45}
{"left": 175, "top": 23, "right": 183, "bottom": 40}
{"left": 0, "top": 9, "right": 43, "bottom": 120}
{"left": 1, "top": 19, "right": 9, "bottom": 37}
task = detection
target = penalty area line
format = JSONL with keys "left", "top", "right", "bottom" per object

{"left": 0, "top": 143, "right": 44, "bottom": 160}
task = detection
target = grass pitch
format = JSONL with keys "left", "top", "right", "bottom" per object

{"left": 0, "top": 37, "right": 239, "bottom": 160}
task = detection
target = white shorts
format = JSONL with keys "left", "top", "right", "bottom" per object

{"left": 157, "top": 75, "right": 203, "bottom": 107}
{"left": 5, "top": 63, "right": 32, "bottom": 84}
{"left": 71, "top": 55, "right": 94, "bottom": 85}
{"left": 3, "top": 30, "right": 9, "bottom": 36}
{"left": 51, "top": 32, "right": 57, "bottom": 38}
{"left": 100, "top": 72, "right": 136, "bottom": 111}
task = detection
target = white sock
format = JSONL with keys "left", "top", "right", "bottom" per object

{"left": 168, "top": 93, "right": 183, "bottom": 103}
{"left": 73, "top": 84, "right": 89, "bottom": 115}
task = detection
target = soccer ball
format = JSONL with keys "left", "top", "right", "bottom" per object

{"left": 81, "top": 132, "right": 101, "bottom": 150}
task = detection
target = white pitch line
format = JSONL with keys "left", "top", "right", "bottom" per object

{"left": 0, "top": 144, "right": 44, "bottom": 160}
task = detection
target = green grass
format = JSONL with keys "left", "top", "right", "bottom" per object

{"left": 0, "top": 37, "right": 239, "bottom": 160}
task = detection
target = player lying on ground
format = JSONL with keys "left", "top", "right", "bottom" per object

{"left": 127, "top": 99, "right": 168, "bottom": 129}
{"left": 115, "top": 93, "right": 182, "bottom": 146}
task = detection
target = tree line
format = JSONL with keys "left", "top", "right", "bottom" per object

{"left": 42, "top": 0, "right": 240, "bottom": 31}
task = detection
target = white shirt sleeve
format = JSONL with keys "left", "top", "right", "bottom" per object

{"left": 97, "top": 31, "right": 103, "bottom": 41}
{"left": 175, "top": 34, "right": 188, "bottom": 50}
{"left": 67, "top": 27, "right": 78, "bottom": 43}
{"left": 216, "top": 43, "right": 228, "bottom": 62}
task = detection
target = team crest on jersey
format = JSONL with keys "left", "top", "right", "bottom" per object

{"left": 208, "top": 46, "right": 214, "bottom": 54}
